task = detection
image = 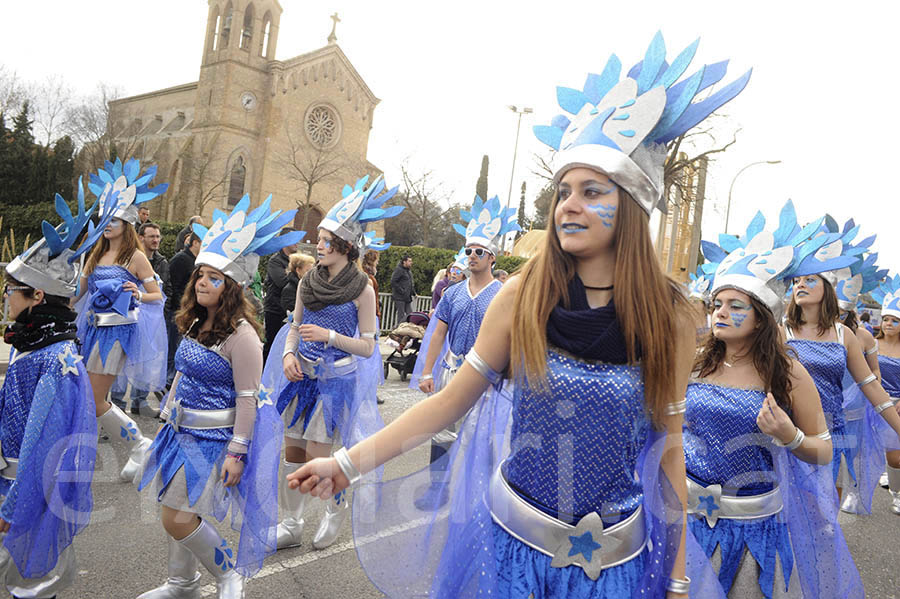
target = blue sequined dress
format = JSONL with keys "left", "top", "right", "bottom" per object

{"left": 684, "top": 380, "right": 794, "bottom": 598}
{"left": 75, "top": 264, "right": 168, "bottom": 392}
{"left": 0, "top": 341, "right": 96, "bottom": 581}
{"left": 785, "top": 325, "right": 849, "bottom": 483}
{"left": 138, "top": 325, "right": 281, "bottom": 576}
{"left": 873, "top": 355, "right": 900, "bottom": 452}
{"left": 262, "top": 301, "right": 383, "bottom": 449}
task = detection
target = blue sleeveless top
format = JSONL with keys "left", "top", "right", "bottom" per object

{"left": 786, "top": 327, "right": 847, "bottom": 433}
{"left": 879, "top": 355, "right": 900, "bottom": 399}
{"left": 684, "top": 380, "right": 775, "bottom": 495}
{"left": 87, "top": 264, "right": 141, "bottom": 314}
{"left": 505, "top": 348, "right": 649, "bottom": 524}
{"left": 298, "top": 301, "right": 358, "bottom": 362}
{"left": 172, "top": 337, "right": 236, "bottom": 442}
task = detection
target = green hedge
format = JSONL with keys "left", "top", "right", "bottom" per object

{"left": 375, "top": 245, "right": 528, "bottom": 295}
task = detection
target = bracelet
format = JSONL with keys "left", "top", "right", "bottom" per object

{"left": 814, "top": 430, "right": 832, "bottom": 441}
{"left": 226, "top": 452, "right": 245, "bottom": 462}
{"left": 420, "top": 374, "right": 433, "bottom": 381}
{"left": 230, "top": 436, "right": 251, "bottom": 447}
{"left": 326, "top": 329, "right": 336, "bottom": 348}
{"left": 663, "top": 399, "right": 687, "bottom": 416}
{"left": 137, "top": 290, "right": 143, "bottom": 303}
{"left": 857, "top": 373, "right": 877, "bottom": 388}
{"left": 876, "top": 400, "right": 895, "bottom": 414}
{"left": 773, "top": 427, "right": 805, "bottom": 450}
{"left": 334, "top": 447, "right": 361, "bottom": 486}
{"left": 666, "top": 576, "right": 691, "bottom": 594}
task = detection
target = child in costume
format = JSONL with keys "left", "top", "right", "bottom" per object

{"left": 288, "top": 33, "right": 751, "bottom": 598}
{"left": 73, "top": 158, "right": 169, "bottom": 483}
{"left": 263, "top": 176, "right": 401, "bottom": 550}
{"left": 137, "top": 196, "right": 300, "bottom": 598}
{"left": 411, "top": 197, "right": 519, "bottom": 509}
{"left": 686, "top": 202, "right": 863, "bottom": 598}
{"left": 870, "top": 276, "right": 900, "bottom": 514}
{"left": 0, "top": 187, "right": 98, "bottom": 598}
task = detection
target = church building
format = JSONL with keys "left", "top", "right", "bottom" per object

{"left": 107, "top": 0, "right": 380, "bottom": 232}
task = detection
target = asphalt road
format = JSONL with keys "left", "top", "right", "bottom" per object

{"left": 38, "top": 372, "right": 900, "bottom": 598}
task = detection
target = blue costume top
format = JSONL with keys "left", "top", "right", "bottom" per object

{"left": 786, "top": 326, "right": 850, "bottom": 482}
{"left": 879, "top": 355, "right": 900, "bottom": 398}
{"left": 139, "top": 326, "right": 281, "bottom": 577}
{"left": 0, "top": 342, "right": 96, "bottom": 578}
{"left": 683, "top": 380, "right": 792, "bottom": 597}
{"left": 76, "top": 263, "right": 168, "bottom": 392}
{"left": 296, "top": 301, "right": 358, "bottom": 362}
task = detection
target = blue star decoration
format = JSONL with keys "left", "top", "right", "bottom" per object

{"left": 257, "top": 386, "right": 274, "bottom": 409}
{"left": 57, "top": 345, "right": 83, "bottom": 377}
{"left": 568, "top": 531, "right": 602, "bottom": 562}
{"left": 692, "top": 483, "right": 723, "bottom": 527}
{"left": 549, "top": 511, "right": 620, "bottom": 580}
{"left": 698, "top": 494, "right": 719, "bottom": 516}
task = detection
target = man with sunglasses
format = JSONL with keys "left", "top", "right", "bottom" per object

{"left": 414, "top": 241, "right": 502, "bottom": 509}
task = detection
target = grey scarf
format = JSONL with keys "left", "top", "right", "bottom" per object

{"left": 300, "top": 262, "right": 369, "bottom": 311}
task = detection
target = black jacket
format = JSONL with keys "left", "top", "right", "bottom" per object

{"left": 175, "top": 225, "right": 193, "bottom": 253}
{"left": 264, "top": 250, "right": 291, "bottom": 315}
{"left": 148, "top": 250, "right": 170, "bottom": 295}
{"left": 281, "top": 272, "right": 300, "bottom": 314}
{"left": 391, "top": 263, "right": 415, "bottom": 302}
{"left": 166, "top": 249, "right": 196, "bottom": 313}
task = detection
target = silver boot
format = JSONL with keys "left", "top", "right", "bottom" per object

{"left": 276, "top": 461, "right": 308, "bottom": 549}
{"left": 179, "top": 519, "right": 245, "bottom": 599}
{"left": 312, "top": 489, "right": 350, "bottom": 550}
{"left": 840, "top": 488, "right": 862, "bottom": 514}
{"left": 137, "top": 536, "right": 201, "bottom": 599}
{"left": 887, "top": 465, "right": 900, "bottom": 515}
{"left": 98, "top": 402, "right": 153, "bottom": 482}
{"left": 879, "top": 471, "right": 890, "bottom": 488}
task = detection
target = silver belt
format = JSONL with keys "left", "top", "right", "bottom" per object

{"left": 686, "top": 478, "right": 783, "bottom": 527}
{"left": 91, "top": 308, "right": 140, "bottom": 326}
{"left": 488, "top": 465, "right": 648, "bottom": 581}
{"left": 442, "top": 350, "right": 465, "bottom": 371}
{"left": 169, "top": 401, "right": 236, "bottom": 433}
{"left": 0, "top": 453, "right": 17, "bottom": 480}
{"left": 297, "top": 353, "right": 356, "bottom": 379}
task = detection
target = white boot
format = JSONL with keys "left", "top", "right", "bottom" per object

{"left": 98, "top": 402, "right": 153, "bottom": 482}
{"left": 887, "top": 465, "right": 900, "bottom": 515}
{"left": 312, "top": 489, "right": 350, "bottom": 550}
{"left": 137, "top": 536, "right": 201, "bottom": 599}
{"left": 276, "top": 461, "right": 308, "bottom": 549}
{"left": 840, "top": 487, "right": 862, "bottom": 514}
{"left": 179, "top": 519, "right": 245, "bottom": 599}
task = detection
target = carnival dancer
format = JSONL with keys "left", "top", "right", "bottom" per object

{"left": 137, "top": 195, "right": 298, "bottom": 598}
{"left": 264, "top": 176, "right": 402, "bottom": 551}
{"left": 783, "top": 225, "right": 900, "bottom": 498}
{"left": 687, "top": 266, "right": 713, "bottom": 343}
{"left": 412, "top": 197, "right": 519, "bottom": 509}
{"left": 870, "top": 276, "right": 900, "bottom": 514}
{"left": 72, "top": 158, "right": 169, "bottom": 483}
{"left": 687, "top": 203, "right": 862, "bottom": 598}
{"left": 0, "top": 187, "right": 97, "bottom": 598}
{"left": 287, "top": 32, "right": 749, "bottom": 598}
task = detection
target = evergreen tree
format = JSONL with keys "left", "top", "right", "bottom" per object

{"left": 517, "top": 181, "right": 527, "bottom": 233}
{"left": 475, "top": 155, "right": 489, "bottom": 200}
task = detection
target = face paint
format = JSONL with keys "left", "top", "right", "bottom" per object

{"left": 210, "top": 278, "right": 223, "bottom": 288}
{"left": 556, "top": 224, "right": 587, "bottom": 235}
{"left": 731, "top": 312, "right": 747, "bottom": 328}
{"left": 107, "top": 219, "right": 122, "bottom": 230}
{"left": 805, "top": 277, "right": 818, "bottom": 289}
{"left": 586, "top": 202, "right": 617, "bottom": 228}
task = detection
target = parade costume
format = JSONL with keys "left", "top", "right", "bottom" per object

{"left": 348, "top": 32, "right": 752, "bottom": 598}
{"left": 690, "top": 201, "right": 864, "bottom": 597}
{"left": 688, "top": 266, "right": 713, "bottom": 339}
{"left": 410, "top": 196, "right": 517, "bottom": 509}
{"left": 0, "top": 190, "right": 98, "bottom": 598}
{"left": 73, "top": 158, "right": 170, "bottom": 483}
{"left": 137, "top": 195, "right": 300, "bottom": 598}
{"left": 871, "top": 275, "right": 900, "bottom": 514}
{"left": 262, "top": 175, "right": 401, "bottom": 550}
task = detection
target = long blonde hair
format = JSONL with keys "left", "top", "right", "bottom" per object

{"left": 510, "top": 188, "right": 688, "bottom": 429}
{"left": 84, "top": 222, "right": 143, "bottom": 275}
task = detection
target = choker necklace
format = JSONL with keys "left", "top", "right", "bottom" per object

{"left": 583, "top": 284, "right": 614, "bottom": 291}
{"left": 723, "top": 355, "right": 747, "bottom": 368}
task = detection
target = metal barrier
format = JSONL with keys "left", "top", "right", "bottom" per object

{"left": 378, "top": 293, "right": 432, "bottom": 334}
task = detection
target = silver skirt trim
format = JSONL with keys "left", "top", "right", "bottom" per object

{"left": 91, "top": 308, "right": 140, "bottom": 327}
{"left": 687, "top": 478, "right": 783, "bottom": 527}
{"left": 297, "top": 352, "right": 356, "bottom": 379}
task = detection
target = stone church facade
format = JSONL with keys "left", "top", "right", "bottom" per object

{"left": 108, "top": 0, "right": 380, "bottom": 234}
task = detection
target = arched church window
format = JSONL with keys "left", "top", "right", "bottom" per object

{"left": 304, "top": 104, "right": 341, "bottom": 148}
{"left": 211, "top": 11, "right": 221, "bottom": 51}
{"left": 260, "top": 15, "right": 271, "bottom": 57}
{"left": 221, "top": 2, "right": 233, "bottom": 48}
{"left": 241, "top": 4, "right": 255, "bottom": 50}
{"left": 227, "top": 156, "right": 246, "bottom": 208}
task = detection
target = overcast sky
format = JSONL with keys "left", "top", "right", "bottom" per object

{"left": 4, "top": 1, "right": 899, "bottom": 269}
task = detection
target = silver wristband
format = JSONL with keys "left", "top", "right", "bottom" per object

{"left": 666, "top": 576, "right": 691, "bottom": 594}
{"left": 230, "top": 435, "right": 251, "bottom": 447}
{"left": 137, "top": 290, "right": 143, "bottom": 304}
{"left": 773, "top": 427, "right": 805, "bottom": 450}
{"left": 815, "top": 430, "right": 832, "bottom": 441}
{"left": 876, "top": 400, "right": 895, "bottom": 414}
{"left": 663, "top": 399, "right": 687, "bottom": 416}
{"left": 465, "top": 349, "right": 502, "bottom": 386}
{"left": 334, "top": 447, "right": 361, "bottom": 487}
{"left": 420, "top": 374, "right": 433, "bottom": 381}
{"left": 326, "top": 329, "right": 337, "bottom": 348}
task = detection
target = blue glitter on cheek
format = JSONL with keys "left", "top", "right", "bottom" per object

{"left": 806, "top": 278, "right": 818, "bottom": 289}
{"left": 210, "top": 279, "right": 223, "bottom": 288}
{"left": 731, "top": 313, "right": 747, "bottom": 328}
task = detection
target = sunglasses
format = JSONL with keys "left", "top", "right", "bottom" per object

{"left": 464, "top": 247, "right": 492, "bottom": 258}
{"left": 3, "top": 285, "right": 30, "bottom": 296}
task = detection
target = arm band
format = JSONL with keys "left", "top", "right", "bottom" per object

{"left": 876, "top": 400, "right": 895, "bottom": 414}
{"left": 666, "top": 576, "right": 691, "bottom": 594}
{"left": 465, "top": 349, "right": 502, "bottom": 386}
{"left": 857, "top": 373, "right": 877, "bottom": 388}
{"left": 865, "top": 341, "right": 879, "bottom": 356}
{"left": 663, "top": 400, "right": 687, "bottom": 416}
{"left": 814, "top": 430, "right": 832, "bottom": 441}
{"left": 334, "top": 447, "right": 362, "bottom": 486}
{"left": 773, "top": 427, "right": 805, "bottom": 450}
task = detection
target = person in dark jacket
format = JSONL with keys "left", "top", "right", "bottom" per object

{"left": 391, "top": 255, "right": 415, "bottom": 325}
{"left": 174, "top": 215, "right": 204, "bottom": 253}
{"left": 163, "top": 232, "right": 201, "bottom": 394}
{"left": 263, "top": 228, "right": 300, "bottom": 360}
{"left": 280, "top": 252, "right": 315, "bottom": 314}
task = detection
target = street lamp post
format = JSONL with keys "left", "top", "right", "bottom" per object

{"left": 725, "top": 160, "right": 782, "bottom": 234}
{"left": 504, "top": 105, "right": 532, "bottom": 253}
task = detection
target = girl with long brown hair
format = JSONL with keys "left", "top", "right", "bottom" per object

{"left": 73, "top": 159, "right": 169, "bottom": 484}
{"left": 287, "top": 33, "right": 749, "bottom": 598}
{"left": 137, "top": 197, "right": 299, "bottom": 598}
{"left": 870, "top": 277, "right": 900, "bottom": 514}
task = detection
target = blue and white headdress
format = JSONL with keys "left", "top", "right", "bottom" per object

{"left": 451, "top": 247, "right": 469, "bottom": 273}
{"left": 6, "top": 179, "right": 99, "bottom": 297}
{"left": 826, "top": 219, "right": 887, "bottom": 311}
{"left": 193, "top": 195, "right": 306, "bottom": 286}
{"left": 88, "top": 158, "right": 169, "bottom": 225}
{"left": 534, "top": 32, "right": 751, "bottom": 215}
{"left": 687, "top": 266, "right": 712, "bottom": 304}
{"left": 320, "top": 175, "right": 403, "bottom": 250}
{"left": 700, "top": 201, "right": 848, "bottom": 320}
{"left": 452, "top": 195, "right": 521, "bottom": 255}
{"left": 872, "top": 275, "right": 900, "bottom": 320}
{"left": 788, "top": 214, "right": 864, "bottom": 291}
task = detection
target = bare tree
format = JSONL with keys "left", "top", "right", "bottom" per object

{"left": 31, "top": 74, "right": 74, "bottom": 145}
{"left": 663, "top": 118, "right": 740, "bottom": 208}
{"left": 397, "top": 162, "right": 455, "bottom": 248}
{"left": 178, "top": 133, "right": 230, "bottom": 218}
{"left": 277, "top": 121, "right": 357, "bottom": 231}
{"left": 0, "top": 66, "right": 27, "bottom": 122}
